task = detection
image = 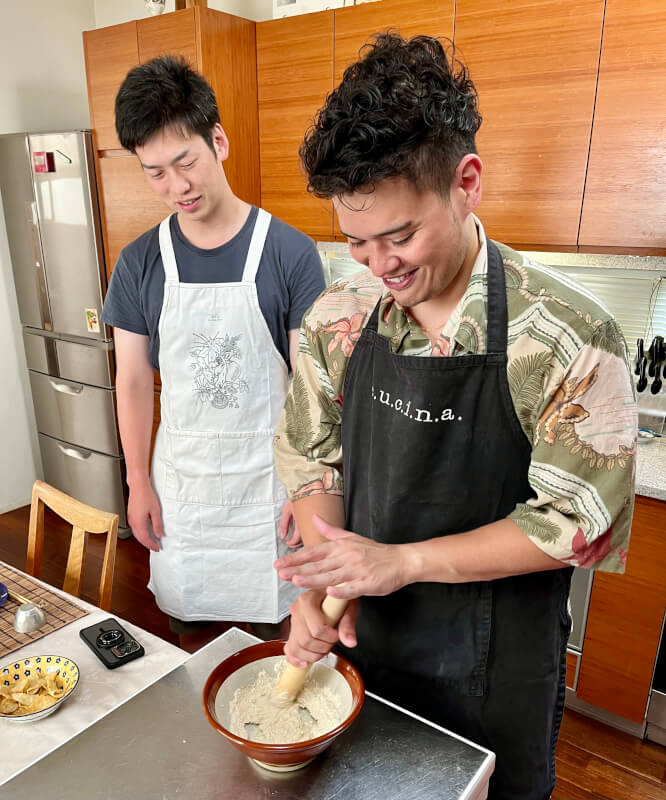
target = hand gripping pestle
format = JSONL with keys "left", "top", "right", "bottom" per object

{"left": 272, "top": 592, "right": 348, "bottom": 708}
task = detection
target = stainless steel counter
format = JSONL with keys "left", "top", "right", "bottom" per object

{"left": 5, "top": 628, "right": 494, "bottom": 799}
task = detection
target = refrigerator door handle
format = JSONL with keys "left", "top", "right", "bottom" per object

{"left": 48, "top": 378, "right": 84, "bottom": 395}
{"left": 56, "top": 443, "right": 92, "bottom": 461}
{"left": 25, "top": 200, "right": 52, "bottom": 331}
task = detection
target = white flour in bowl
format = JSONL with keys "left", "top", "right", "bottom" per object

{"left": 229, "top": 662, "right": 344, "bottom": 744}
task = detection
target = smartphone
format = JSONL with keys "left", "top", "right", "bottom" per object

{"left": 79, "top": 618, "right": 145, "bottom": 669}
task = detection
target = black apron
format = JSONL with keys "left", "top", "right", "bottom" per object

{"left": 337, "top": 240, "right": 573, "bottom": 800}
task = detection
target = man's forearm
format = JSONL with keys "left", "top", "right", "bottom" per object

{"left": 292, "top": 494, "right": 345, "bottom": 547}
{"left": 401, "top": 518, "right": 565, "bottom": 584}
{"left": 116, "top": 372, "right": 155, "bottom": 488}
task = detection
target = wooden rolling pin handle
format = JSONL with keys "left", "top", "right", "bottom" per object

{"left": 272, "top": 590, "right": 349, "bottom": 707}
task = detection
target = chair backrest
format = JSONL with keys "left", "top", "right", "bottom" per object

{"left": 26, "top": 480, "right": 119, "bottom": 611}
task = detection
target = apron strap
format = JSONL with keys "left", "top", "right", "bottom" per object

{"left": 158, "top": 215, "right": 180, "bottom": 285}
{"left": 242, "top": 208, "right": 271, "bottom": 283}
{"left": 485, "top": 238, "right": 508, "bottom": 355}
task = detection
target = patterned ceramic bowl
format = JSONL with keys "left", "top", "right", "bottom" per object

{"left": 0, "top": 656, "right": 80, "bottom": 723}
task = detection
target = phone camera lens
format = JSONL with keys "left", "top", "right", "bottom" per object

{"left": 97, "top": 629, "right": 124, "bottom": 648}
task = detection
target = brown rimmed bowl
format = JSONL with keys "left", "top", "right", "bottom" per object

{"left": 202, "top": 640, "right": 364, "bottom": 772}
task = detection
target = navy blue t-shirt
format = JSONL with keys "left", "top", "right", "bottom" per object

{"left": 101, "top": 206, "right": 325, "bottom": 371}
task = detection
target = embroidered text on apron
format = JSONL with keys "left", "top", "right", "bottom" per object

{"left": 149, "top": 210, "right": 300, "bottom": 623}
{"left": 337, "top": 239, "right": 573, "bottom": 799}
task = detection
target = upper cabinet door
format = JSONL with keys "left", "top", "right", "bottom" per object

{"left": 335, "top": 0, "right": 454, "bottom": 81}
{"left": 257, "top": 11, "right": 334, "bottom": 239}
{"left": 455, "top": 0, "right": 604, "bottom": 249}
{"left": 579, "top": 0, "right": 666, "bottom": 251}
{"left": 137, "top": 7, "right": 199, "bottom": 67}
{"left": 83, "top": 21, "right": 139, "bottom": 151}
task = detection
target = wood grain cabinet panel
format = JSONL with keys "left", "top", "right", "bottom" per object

{"left": 199, "top": 8, "right": 260, "bottom": 206}
{"left": 96, "top": 155, "right": 166, "bottom": 278}
{"left": 257, "top": 12, "right": 334, "bottom": 239}
{"left": 577, "top": 495, "right": 666, "bottom": 723}
{"left": 579, "top": 0, "right": 666, "bottom": 251}
{"left": 83, "top": 22, "right": 139, "bottom": 151}
{"left": 137, "top": 8, "right": 198, "bottom": 66}
{"left": 455, "top": 0, "right": 604, "bottom": 249}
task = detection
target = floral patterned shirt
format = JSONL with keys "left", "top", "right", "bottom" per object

{"left": 274, "top": 219, "right": 637, "bottom": 572}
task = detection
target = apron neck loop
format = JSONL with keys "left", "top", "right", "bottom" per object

{"left": 241, "top": 208, "right": 271, "bottom": 283}
{"left": 159, "top": 215, "right": 180, "bottom": 285}
{"left": 485, "top": 239, "right": 508, "bottom": 354}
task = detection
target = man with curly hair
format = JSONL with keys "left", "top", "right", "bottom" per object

{"left": 101, "top": 56, "right": 325, "bottom": 649}
{"left": 273, "top": 34, "right": 636, "bottom": 798}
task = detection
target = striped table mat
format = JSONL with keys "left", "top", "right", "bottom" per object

{"left": 0, "top": 564, "right": 89, "bottom": 661}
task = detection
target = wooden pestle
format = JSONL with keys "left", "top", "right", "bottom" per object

{"left": 271, "top": 591, "right": 348, "bottom": 707}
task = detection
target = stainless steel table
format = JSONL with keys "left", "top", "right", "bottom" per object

{"left": 4, "top": 628, "right": 494, "bottom": 799}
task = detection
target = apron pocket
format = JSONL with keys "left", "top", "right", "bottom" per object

{"left": 162, "top": 427, "right": 275, "bottom": 506}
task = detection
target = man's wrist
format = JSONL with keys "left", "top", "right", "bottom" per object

{"left": 125, "top": 469, "right": 151, "bottom": 489}
{"left": 398, "top": 542, "right": 426, "bottom": 586}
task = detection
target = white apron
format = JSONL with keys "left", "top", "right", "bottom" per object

{"left": 148, "top": 209, "right": 300, "bottom": 623}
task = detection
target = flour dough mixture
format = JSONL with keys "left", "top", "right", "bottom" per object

{"left": 229, "top": 662, "right": 344, "bottom": 744}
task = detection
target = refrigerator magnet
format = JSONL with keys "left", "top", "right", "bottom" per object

{"left": 85, "top": 308, "right": 100, "bottom": 333}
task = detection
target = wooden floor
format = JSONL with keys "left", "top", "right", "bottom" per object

{"left": 1, "top": 504, "right": 665, "bottom": 799}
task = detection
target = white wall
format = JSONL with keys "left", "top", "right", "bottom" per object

{"left": 0, "top": 0, "right": 95, "bottom": 512}
{"left": 94, "top": 0, "right": 273, "bottom": 27}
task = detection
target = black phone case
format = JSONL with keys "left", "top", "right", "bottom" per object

{"left": 79, "top": 618, "right": 145, "bottom": 669}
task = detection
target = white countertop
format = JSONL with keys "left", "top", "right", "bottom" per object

{"left": 636, "top": 437, "right": 666, "bottom": 501}
{"left": 1, "top": 567, "right": 189, "bottom": 787}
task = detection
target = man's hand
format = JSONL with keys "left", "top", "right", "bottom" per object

{"left": 279, "top": 499, "right": 302, "bottom": 548}
{"left": 283, "top": 588, "right": 358, "bottom": 667}
{"left": 127, "top": 479, "right": 164, "bottom": 552}
{"left": 275, "top": 515, "right": 414, "bottom": 599}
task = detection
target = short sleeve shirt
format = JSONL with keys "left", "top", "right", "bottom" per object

{"left": 101, "top": 206, "right": 325, "bottom": 371}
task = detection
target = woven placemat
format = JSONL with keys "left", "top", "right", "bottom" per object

{"left": 0, "top": 564, "right": 89, "bottom": 661}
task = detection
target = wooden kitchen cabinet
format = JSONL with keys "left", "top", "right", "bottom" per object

{"left": 578, "top": 0, "right": 666, "bottom": 252}
{"left": 577, "top": 495, "right": 666, "bottom": 723}
{"left": 136, "top": 9, "right": 197, "bottom": 66}
{"left": 257, "top": 11, "right": 335, "bottom": 240}
{"left": 454, "top": 0, "right": 604, "bottom": 250}
{"left": 83, "top": 21, "right": 140, "bottom": 151}
{"left": 96, "top": 155, "right": 166, "bottom": 279}
{"left": 83, "top": 7, "right": 260, "bottom": 277}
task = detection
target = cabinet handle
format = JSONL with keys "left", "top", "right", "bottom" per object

{"left": 57, "top": 443, "right": 91, "bottom": 460}
{"left": 49, "top": 379, "right": 83, "bottom": 395}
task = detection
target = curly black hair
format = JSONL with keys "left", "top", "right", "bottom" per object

{"left": 115, "top": 55, "right": 220, "bottom": 153}
{"left": 300, "top": 33, "right": 481, "bottom": 199}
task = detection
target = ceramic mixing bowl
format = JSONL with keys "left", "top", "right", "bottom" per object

{"left": 202, "top": 640, "right": 364, "bottom": 771}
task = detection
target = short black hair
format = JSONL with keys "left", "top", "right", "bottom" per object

{"left": 115, "top": 55, "right": 220, "bottom": 153}
{"left": 300, "top": 33, "right": 482, "bottom": 199}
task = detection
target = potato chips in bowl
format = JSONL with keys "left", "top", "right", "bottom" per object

{"left": 0, "top": 656, "right": 79, "bottom": 722}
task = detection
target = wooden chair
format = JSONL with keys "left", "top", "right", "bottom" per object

{"left": 25, "top": 480, "right": 119, "bottom": 611}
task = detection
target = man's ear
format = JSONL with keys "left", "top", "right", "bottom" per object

{"left": 211, "top": 123, "right": 230, "bottom": 164}
{"left": 452, "top": 153, "right": 482, "bottom": 214}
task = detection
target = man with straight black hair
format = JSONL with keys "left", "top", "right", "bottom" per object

{"left": 102, "top": 55, "right": 325, "bottom": 649}
{"left": 273, "top": 34, "right": 636, "bottom": 798}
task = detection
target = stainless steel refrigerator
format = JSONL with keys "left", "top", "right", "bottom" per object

{"left": 0, "top": 130, "right": 128, "bottom": 532}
